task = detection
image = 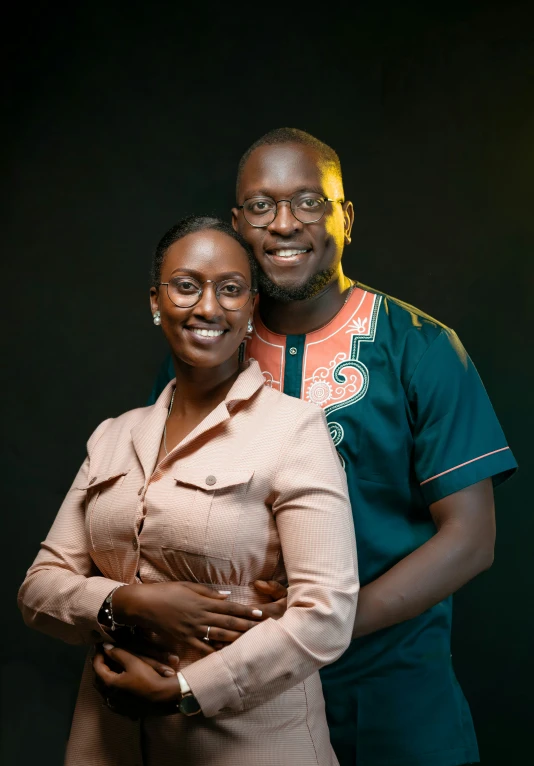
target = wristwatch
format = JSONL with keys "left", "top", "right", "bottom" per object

{"left": 176, "top": 672, "right": 202, "bottom": 716}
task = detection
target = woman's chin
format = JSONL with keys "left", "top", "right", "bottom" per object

{"left": 171, "top": 347, "right": 241, "bottom": 371}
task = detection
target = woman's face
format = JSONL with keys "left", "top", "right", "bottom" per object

{"left": 150, "top": 229, "right": 255, "bottom": 369}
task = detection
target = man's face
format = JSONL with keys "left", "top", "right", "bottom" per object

{"left": 232, "top": 143, "right": 353, "bottom": 301}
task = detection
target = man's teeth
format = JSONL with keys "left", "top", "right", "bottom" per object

{"left": 191, "top": 328, "right": 225, "bottom": 337}
{"left": 272, "top": 249, "right": 308, "bottom": 257}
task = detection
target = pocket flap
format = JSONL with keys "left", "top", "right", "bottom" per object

{"left": 173, "top": 467, "right": 254, "bottom": 491}
{"left": 76, "top": 469, "right": 131, "bottom": 491}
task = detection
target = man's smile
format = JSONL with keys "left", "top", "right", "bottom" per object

{"left": 264, "top": 243, "right": 313, "bottom": 266}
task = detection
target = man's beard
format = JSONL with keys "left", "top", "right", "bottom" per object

{"left": 258, "top": 268, "right": 337, "bottom": 302}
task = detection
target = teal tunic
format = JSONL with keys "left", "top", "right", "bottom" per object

{"left": 149, "top": 283, "right": 517, "bottom": 766}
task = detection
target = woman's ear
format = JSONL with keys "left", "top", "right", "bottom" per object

{"left": 149, "top": 286, "right": 160, "bottom": 317}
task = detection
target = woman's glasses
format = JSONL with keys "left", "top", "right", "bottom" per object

{"left": 159, "top": 277, "right": 255, "bottom": 311}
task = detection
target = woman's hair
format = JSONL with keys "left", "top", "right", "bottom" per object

{"left": 151, "top": 215, "right": 258, "bottom": 289}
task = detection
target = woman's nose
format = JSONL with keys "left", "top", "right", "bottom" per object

{"left": 194, "top": 282, "right": 223, "bottom": 318}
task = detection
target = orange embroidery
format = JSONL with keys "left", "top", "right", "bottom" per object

{"left": 246, "top": 288, "right": 382, "bottom": 448}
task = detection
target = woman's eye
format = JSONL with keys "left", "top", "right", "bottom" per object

{"left": 175, "top": 280, "right": 198, "bottom": 292}
{"left": 220, "top": 283, "right": 243, "bottom": 294}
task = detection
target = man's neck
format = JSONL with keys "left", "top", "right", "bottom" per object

{"left": 258, "top": 272, "right": 353, "bottom": 335}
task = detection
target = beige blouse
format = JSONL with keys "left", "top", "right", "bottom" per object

{"left": 19, "top": 360, "right": 359, "bottom": 766}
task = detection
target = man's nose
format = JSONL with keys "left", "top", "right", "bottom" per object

{"left": 267, "top": 200, "right": 303, "bottom": 236}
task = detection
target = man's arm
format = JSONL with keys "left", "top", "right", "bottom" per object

{"left": 352, "top": 478, "right": 494, "bottom": 638}
{"left": 255, "top": 479, "right": 495, "bottom": 638}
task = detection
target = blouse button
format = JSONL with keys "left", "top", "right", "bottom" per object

{"left": 89, "top": 477, "right": 97, "bottom": 485}
{"left": 289, "top": 347, "right": 297, "bottom": 355}
{"left": 205, "top": 475, "right": 217, "bottom": 486}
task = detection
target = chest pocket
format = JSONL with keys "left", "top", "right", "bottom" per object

{"left": 77, "top": 471, "right": 130, "bottom": 551}
{"left": 165, "top": 468, "right": 254, "bottom": 561}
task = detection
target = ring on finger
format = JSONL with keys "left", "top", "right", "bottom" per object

{"left": 203, "top": 626, "right": 211, "bottom": 643}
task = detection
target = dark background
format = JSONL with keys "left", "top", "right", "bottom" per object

{"left": 2, "top": 2, "right": 533, "bottom": 763}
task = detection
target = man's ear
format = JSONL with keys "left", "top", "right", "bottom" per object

{"left": 231, "top": 208, "right": 240, "bottom": 232}
{"left": 343, "top": 200, "right": 354, "bottom": 244}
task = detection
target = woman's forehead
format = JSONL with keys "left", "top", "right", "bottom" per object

{"left": 163, "top": 230, "right": 250, "bottom": 276}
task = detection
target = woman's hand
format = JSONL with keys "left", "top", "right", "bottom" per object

{"left": 112, "top": 582, "right": 264, "bottom": 654}
{"left": 93, "top": 644, "right": 181, "bottom": 705}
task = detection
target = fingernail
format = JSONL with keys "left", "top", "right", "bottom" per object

{"left": 103, "top": 642, "right": 114, "bottom": 650}
{"left": 168, "top": 654, "right": 179, "bottom": 662}
{"left": 163, "top": 670, "right": 175, "bottom": 677}
{"left": 218, "top": 590, "right": 231, "bottom": 595}
{"left": 252, "top": 609, "right": 263, "bottom": 617}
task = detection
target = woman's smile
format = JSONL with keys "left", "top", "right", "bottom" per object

{"left": 184, "top": 324, "right": 229, "bottom": 343}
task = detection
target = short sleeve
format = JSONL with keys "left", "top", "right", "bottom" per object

{"left": 409, "top": 329, "right": 517, "bottom": 505}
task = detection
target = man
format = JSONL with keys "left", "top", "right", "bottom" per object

{"left": 150, "top": 128, "right": 516, "bottom": 766}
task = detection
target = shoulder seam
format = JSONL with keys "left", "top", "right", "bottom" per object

{"left": 406, "top": 329, "right": 448, "bottom": 392}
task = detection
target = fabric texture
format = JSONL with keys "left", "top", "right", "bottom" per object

{"left": 18, "top": 360, "right": 359, "bottom": 765}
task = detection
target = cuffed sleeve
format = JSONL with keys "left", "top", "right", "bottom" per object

{"left": 181, "top": 405, "right": 359, "bottom": 716}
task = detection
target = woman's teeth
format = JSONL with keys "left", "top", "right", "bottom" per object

{"left": 190, "top": 328, "right": 225, "bottom": 337}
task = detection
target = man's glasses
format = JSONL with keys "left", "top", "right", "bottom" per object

{"left": 237, "top": 192, "right": 343, "bottom": 228}
{"left": 159, "top": 277, "right": 256, "bottom": 311}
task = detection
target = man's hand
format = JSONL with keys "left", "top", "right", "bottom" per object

{"left": 252, "top": 580, "right": 288, "bottom": 619}
{"left": 92, "top": 642, "right": 180, "bottom": 718}
{"left": 93, "top": 644, "right": 181, "bottom": 708}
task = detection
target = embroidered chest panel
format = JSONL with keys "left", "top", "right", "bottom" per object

{"left": 246, "top": 288, "right": 382, "bottom": 447}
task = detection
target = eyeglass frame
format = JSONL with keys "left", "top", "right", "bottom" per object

{"left": 237, "top": 193, "right": 345, "bottom": 228}
{"left": 158, "top": 277, "right": 257, "bottom": 311}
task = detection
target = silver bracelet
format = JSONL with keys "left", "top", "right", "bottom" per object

{"left": 103, "top": 585, "right": 130, "bottom": 631}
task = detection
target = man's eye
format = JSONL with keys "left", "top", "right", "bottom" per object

{"left": 248, "top": 199, "right": 275, "bottom": 214}
{"left": 301, "top": 197, "right": 322, "bottom": 208}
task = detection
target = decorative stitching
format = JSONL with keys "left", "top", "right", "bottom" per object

{"left": 420, "top": 447, "right": 510, "bottom": 485}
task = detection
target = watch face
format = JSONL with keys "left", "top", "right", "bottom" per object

{"left": 179, "top": 693, "right": 202, "bottom": 716}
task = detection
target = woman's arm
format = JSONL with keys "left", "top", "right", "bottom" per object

{"left": 179, "top": 406, "right": 359, "bottom": 717}
{"left": 18, "top": 421, "right": 126, "bottom": 645}
{"left": 18, "top": 419, "right": 266, "bottom": 650}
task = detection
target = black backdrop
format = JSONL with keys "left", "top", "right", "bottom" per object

{"left": 3, "top": 2, "right": 533, "bottom": 764}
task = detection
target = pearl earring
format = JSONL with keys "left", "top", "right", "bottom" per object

{"left": 247, "top": 319, "right": 254, "bottom": 333}
{"left": 153, "top": 311, "right": 161, "bottom": 326}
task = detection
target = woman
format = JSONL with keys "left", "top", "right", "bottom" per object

{"left": 18, "top": 216, "right": 359, "bottom": 765}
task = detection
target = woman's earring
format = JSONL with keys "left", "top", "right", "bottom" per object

{"left": 153, "top": 311, "right": 161, "bottom": 326}
{"left": 247, "top": 319, "right": 254, "bottom": 333}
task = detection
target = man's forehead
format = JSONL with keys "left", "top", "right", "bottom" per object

{"left": 238, "top": 143, "right": 341, "bottom": 198}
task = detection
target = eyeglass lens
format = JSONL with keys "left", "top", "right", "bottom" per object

{"left": 166, "top": 278, "right": 251, "bottom": 310}
{"left": 243, "top": 192, "right": 327, "bottom": 226}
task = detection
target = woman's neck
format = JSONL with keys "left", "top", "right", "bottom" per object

{"left": 170, "top": 354, "right": 242, "bottom": 418}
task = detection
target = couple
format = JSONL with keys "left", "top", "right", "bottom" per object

{"left": 19, "top": 128, "right": 516, "bottom": 766}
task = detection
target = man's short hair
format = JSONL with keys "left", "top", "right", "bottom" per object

{"left": 236, "top": 127, "right": 343, "bottom": 198}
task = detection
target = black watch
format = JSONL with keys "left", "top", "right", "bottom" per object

{"left": 177, "top": 672, "right": 202, "bottom": 716}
